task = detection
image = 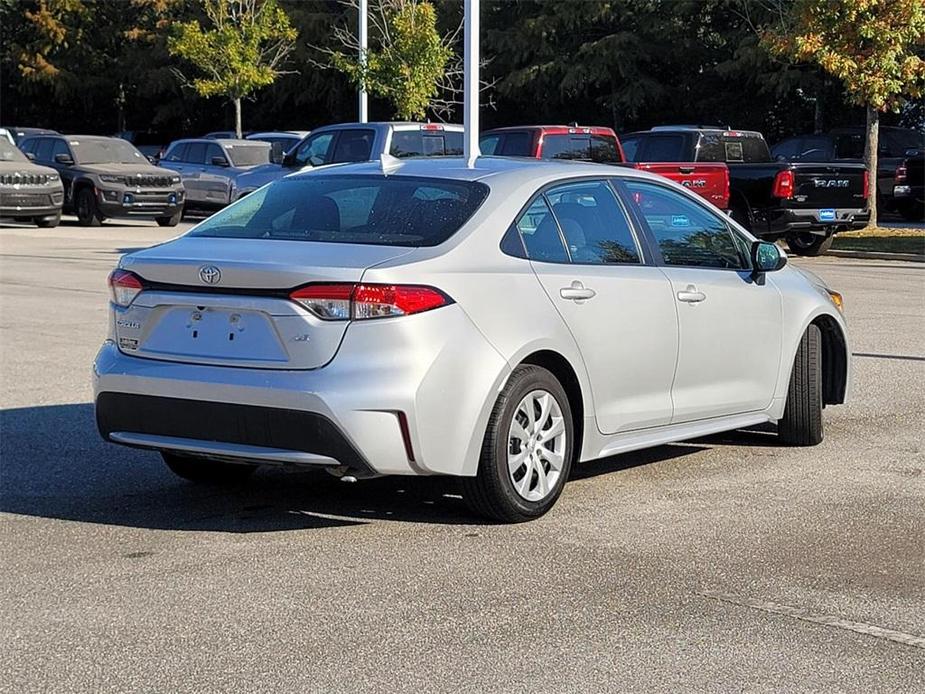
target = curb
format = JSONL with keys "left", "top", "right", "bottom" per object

{"left": 824, "top": 249, "right": 925, "bottom": 263}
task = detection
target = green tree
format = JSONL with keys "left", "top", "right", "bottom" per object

{"left": 328, "top": 0, "right": 452, "bottom": 121}
{"left": 763, "top": 0, "right": 925, "bottom": 226}
{"left": 168, "top": 0, "right": 298, "bottom": 138}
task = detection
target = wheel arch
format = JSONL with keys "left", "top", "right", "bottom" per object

{"left": 517, "top": 349, "right": 586, "bottom": 460}
{"left": 811, "top": 313, "right": 848, "bottom": 405}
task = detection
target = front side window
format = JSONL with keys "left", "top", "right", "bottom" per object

{"left": 622, "top": 181, "right": 747, "bottom": 269}
{"left": 642, "top": 134, "right": 685, "bottom": 162}
{"left": 499, "top": 132, "right": 532, "bottom": 156}
{"left": 50, "top": 139, "right": 70, "bottom": 160}
{"left": 514, "top": 197, "right": 569, "bottom": 263}
{"left": 34, "top": 138, "right": 54, "bottom": 162}
{"left": 164, "top": 143, "right": 187, "bottom": 162}
{"left": 834, "top": 134, "right": 864, "bottom": 159}
{"left": 798, "top": 136, "right": 833, "bottom": 160}
{"left": 205, "top": 143, "right": 227, "bottom": 166}
{"left": 620, "top": 135, "right": 641, "bottom": 162}
{"left": 479, "top": 134, "right": 501, "bottom": 155}
{"left": 546, "top": 181, "right": 640, "bottom": 264}
{"left": 293, "top": 132, "right": 335, "bottom": 166}
{"left": 184, "top": 142, "right": 207, "bottom": 165}
{"left": 187, "top": 175, "right": 489, "bottom": 247}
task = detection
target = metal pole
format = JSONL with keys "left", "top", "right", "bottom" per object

{"left": 463, "top": 0, "right": 480, "bottom": 167}
{"left": 359, "top": 0, "right": 368, "bottom": 123}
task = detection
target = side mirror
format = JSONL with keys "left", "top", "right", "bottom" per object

{"left": 282, "top": 151, "right": 298, "bottom": 167}
{"left": 25, "top": 151, "right": 36, "bottom": 161}
{"left": 751, "top": 241, "right": 787, "bottom": 279}
{"left": 211, "top": 156, "right": 229, "bottom": 167}
{"left": 54, "top": 153, "right": 74, "bottom": 165}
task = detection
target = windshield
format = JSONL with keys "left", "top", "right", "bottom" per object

{"left": 225, "top": 143, "right": 271, "bottom": 167}
{"left": 0, "top": 139, "right": 28, "bottom": 163}
{"left": 71, "top": 138, "right": 147, "bottom": 164}
{"left": 188, "top": 175, "right": 489, "bottom": 247}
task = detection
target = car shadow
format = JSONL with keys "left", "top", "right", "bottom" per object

{"left": 0, "top": 403, "right": 762, "bottom": 532}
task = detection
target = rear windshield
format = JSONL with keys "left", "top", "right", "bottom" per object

{"left": 540, "top": 134, "right": 621, "bottom": 163}
{"left": 389, "top": 130, "right": 464, "bottom": 158}
{"left": 224, "top": 143, "right": 270, "bottom": 167}
{"left": 71, "top": 138, "right": 146, "bottom": 164}
{"left": 696, "top": 133, "right": 771, "bottom": 163}
{"left": 188, "top": 175, "right": 489, "bottom": 247}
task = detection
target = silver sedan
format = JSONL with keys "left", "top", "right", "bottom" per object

{"left": 94, "top": 157, "right": 849, "bottom": 522}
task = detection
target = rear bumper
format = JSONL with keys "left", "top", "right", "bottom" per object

{"left": 763, "top": 207, "right": 869, "bottom": 237}
{"left": 93, "top": 304, "right": 510, "bottom": 478}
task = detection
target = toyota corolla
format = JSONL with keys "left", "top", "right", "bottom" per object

{"left": 93, "top": 157, "right": 849, "bottom": 522}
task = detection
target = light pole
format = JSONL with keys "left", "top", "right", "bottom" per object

{"left": 358, "top": 0, "right": 368, "bottom": 123}
{"left": 463, "top": 0, "right": 480, "bottom": 167}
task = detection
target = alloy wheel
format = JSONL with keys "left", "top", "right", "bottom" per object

{"left": 507, "top": 389, "right": 567, "bottom": 502}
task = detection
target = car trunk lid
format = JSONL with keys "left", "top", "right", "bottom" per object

{"left": 114, "top": 237, "right": 412, "bottom": 370}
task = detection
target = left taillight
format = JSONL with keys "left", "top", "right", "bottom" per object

{"left": 290, "top": 283, "right": 451, "bottom": 321}
{"left": 863, "top": 169, "right": 871, "bottom": 200}
{"left": 108, "top": 269, "right": 144, "bottom": 307}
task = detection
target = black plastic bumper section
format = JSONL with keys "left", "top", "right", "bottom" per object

{"left": 96, "top": 393, "right": 377, "bottom": 477}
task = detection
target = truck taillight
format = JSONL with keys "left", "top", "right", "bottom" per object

{"left": 723, "top": 166, "right": 731, "bottom": 206}
{"left": 895, "top": 163, "right": 907, "bottom": 184}
{"left": 863, "top": 169, "right": 871, "bottom": 199}
{"left": 290, "top": 283, "right": 452, "bottom": 321}
{"left": 772, "top": 170, "right": 794, "bottom": 199}
{"left": 108, "top": 269, "right": 144, "bottom": 307}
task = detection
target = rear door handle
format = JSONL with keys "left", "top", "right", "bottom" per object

{"left": 560, "top": 281, "right": 596, "bottom": 302}
{"left": 677, "top": 285, "right": 706, "bottom": 303}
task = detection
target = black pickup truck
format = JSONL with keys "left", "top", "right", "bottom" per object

{"left": 622, "top": 126, "right": 869, "bottom": 255}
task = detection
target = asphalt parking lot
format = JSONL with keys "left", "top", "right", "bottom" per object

{"left": 1, "top": 218, "right": 923, "bottom": 693}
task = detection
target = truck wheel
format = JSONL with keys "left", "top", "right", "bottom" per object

{"left": 156, "top": 210, "right": 182, "bottom": 227}
{"left": 162, "top": 452, "right": 257, "bottom": 484}
{"left": 75, "top": 188, "right": 103, "bottom": 226}
{"left": 786, "top": 233, "right": 834, "bottom": 257}
{"left": 778, "top": 324, "right": 823, "bottom": 446}
{"left": 35, "top": 212, "right": 61, "bottom": 228}
{"left": 462, "top": 365, "right": 574, "bottom": 523}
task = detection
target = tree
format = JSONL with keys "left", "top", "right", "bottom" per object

{"left": 763, "top": 0, "right": 925, "bottom": 226}
{"left": 324, "top": 0, "right": 452, "bottom": 121}
{"left": 168, "top": 0, "right": 298, "bottom": 138}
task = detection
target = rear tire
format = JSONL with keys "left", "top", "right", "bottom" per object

{"left": 162, "top": 452, "right": 257, "bottom": 484}
{"left": 156, "top": 209, "right": 182, "bottom": 227}
{"left": 786, "top": 232, "right": 834, "bottom": 257}
{"left": 75, "top": 187, "right": 103, "bottom": 226}
{"left": 463, "top": 365, "right": 574, "bottom": 523}
{"left": 778, "top": 324, "right": 824, "bottom": 446}
{"left": 36, "top": 212, "right": 61, "bottom": 228}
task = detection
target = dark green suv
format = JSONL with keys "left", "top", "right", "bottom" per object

{"left": 19, "top": 134, "right": 185, "bottom": 226}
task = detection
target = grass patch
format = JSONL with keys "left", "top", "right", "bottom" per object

{"left": 839, "top": 226, "right": 924, "bottom": 238}
{"left": 832, "top": 234, "right": 925, "bottom": 255}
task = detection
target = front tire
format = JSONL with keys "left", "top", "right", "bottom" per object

{"left": 786, "top": 232, "right": 834, "bottom": 257}
{"left": 75, "top": 188, "right": 103, "bottom": 226}
{"left": 778, "top": 324, "right": 824, "bottom": 446}
{"left": 36, "top": 212, "right": 61, "bottom": 228}
{"left": 156, "top": 209, "right": 182, "bottom": 227}
{"left": 162, "top": 452, "right": 257, "bottom": 484}
{"left": 463, "top": 365, "right": 574, "bottom": 523}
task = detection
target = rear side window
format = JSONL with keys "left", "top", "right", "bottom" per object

{"left": 798, "top": 136, "right": 833, "bottom": 161}
{"left": 188, "top": 175, "right": 489, "bottom": 248}
{"left": 622, "top": 180, "right": 746, "bottom": 269}
{"left": 514, "top": 197, "right": 569, "bottom": 263}
{"left": 499, "top": 132, "right": 532, "bottom": 156}
{"left": 332, "top": 129, "right": 374, "bottom": 163}
{"left": 546, "top": 181, "right": 639, "bottom": 264}
{"left": 185, "top": 142, "right": 207, "bottom": 165}
{"left": 834, "top": 134, "right": 864, "bottom": 159}
{"left": 697, "top": 134, "right": 771, "bottom": 163}
{"left": 641, "top": 134, "right": 685, "bottom": 162}
{"left": 771, "top": 138, "right": 801, "bottom": 160}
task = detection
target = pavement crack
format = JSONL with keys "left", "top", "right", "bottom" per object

{"left": 698, "top": 589, "right": 925, "bottom": 650}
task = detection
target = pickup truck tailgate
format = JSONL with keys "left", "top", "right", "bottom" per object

{"left": 632, "top": 162, "right": 729, "bottom": 210}
{"left": 790, "top": 163, "right": 868, "bottom": 208}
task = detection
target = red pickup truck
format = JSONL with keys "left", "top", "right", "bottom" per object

{"left": 480, "top": 124, "right": 729, "bottom": 209}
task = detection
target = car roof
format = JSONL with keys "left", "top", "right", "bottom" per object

{"left": 172, "top": 138, "right": 266, "bottom": 146}
{"left": 312, "top": 121, "right": 465, "bottom": 133}
{"left": 483, "top": 125, "right": 617, "bottom": 135}
{"left": 285, "top": 154, "right": 656, "bottom": 185}
{"left": 246, "top": 131, "right": 309, "bottom": 138}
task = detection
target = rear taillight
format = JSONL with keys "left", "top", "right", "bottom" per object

{"left": 108, "top": 269, "right": 144, "bottom": 307}
{"left": 895, "top": 163, "right": 907, "bottom": 184}
{"left": 772, "top": 170, "right": 794, "bottom": 199}
{"left": 723, "top": 166, "right": 731, "bottom": 205}
{"left": 290, "top": 283, "right": 451, "bottom": 321}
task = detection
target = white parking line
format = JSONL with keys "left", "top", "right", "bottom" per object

{"left": 699, "top": 589, "right": 925, "bottom": 650}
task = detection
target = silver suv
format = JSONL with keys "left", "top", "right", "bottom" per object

{"left": 159, "top": 138, "right": 270, "bottom": 211}
{"left": 0, "top": 136, "right": 64, "bottom": 227}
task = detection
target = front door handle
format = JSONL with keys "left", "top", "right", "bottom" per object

{"left": 560, "top": 281, "right": 596, "bottom": 302}
{"left": 677, "top": 284, "right": 706, "bottom": 303}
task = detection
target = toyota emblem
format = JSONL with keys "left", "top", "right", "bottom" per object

{"left": 199, "top": 265, "right": 222, "bottom": 284}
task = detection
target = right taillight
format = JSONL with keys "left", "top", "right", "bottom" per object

{"left": 894, "top": 163, "right": 907, "bottom": 184}
{"left": 863, "top": 169, "right": 870, "bottom": 199}
{"left": 290, "top": 283, "right": 451, "bottom": 321}
{"left": 772, "top": 170, "right": 795, "bottom": 199}
{"left": 108, "top": 269, "right": 144, "bottom": 307}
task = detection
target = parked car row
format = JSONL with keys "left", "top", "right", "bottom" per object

{"left": 2, "top": 120, "right": 920, "bottom": 234}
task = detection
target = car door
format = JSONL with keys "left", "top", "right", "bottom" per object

{"left": 618, "top": 179, "right": 782, "bottom": 423}
{"left": 180, "top": 142, "right": 207, "bottom": 203}
{"left": 290, "top": 131, "right": 336, "bottom": 168}
{"left": 49, "top": 138, "right": 77, "bottom": 203}
{"left": 203, "top": 142, "right": 232, "bottom": 204}
{"left": 520, "top": 179, "right": 679, "bottom": 434}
